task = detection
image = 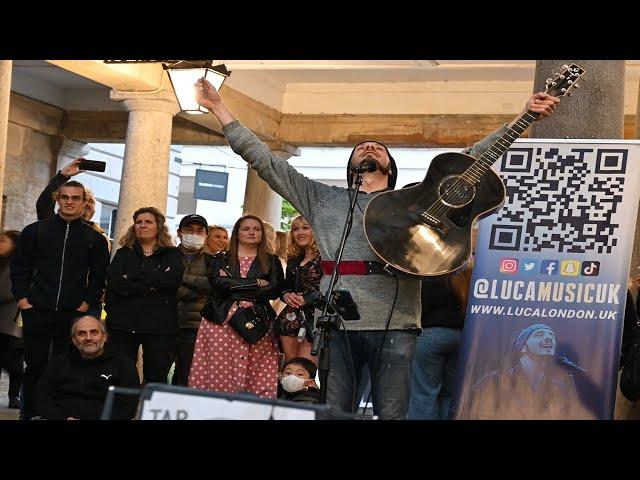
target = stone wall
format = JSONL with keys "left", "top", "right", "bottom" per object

{"left": 3, "top": 93, "right": 63, "bottom": 231}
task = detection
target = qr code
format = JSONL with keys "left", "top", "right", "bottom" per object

{"left": 488, "top": 147, "right": 627, "bottom": 253}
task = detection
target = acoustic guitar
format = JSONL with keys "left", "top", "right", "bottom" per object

{"left": 363, "top": 63, "right": 586, "bottom": 278}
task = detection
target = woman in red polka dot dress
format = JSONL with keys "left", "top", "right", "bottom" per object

{"left": 188, "top": 215, "right": 284, "bottom": 398}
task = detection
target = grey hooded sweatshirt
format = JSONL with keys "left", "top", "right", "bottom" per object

{"left": 222, "top": 120, "right": 509, "bottom": 331}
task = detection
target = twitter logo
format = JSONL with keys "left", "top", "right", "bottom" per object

{"left": 521, "top": 259, "right": 538, "bottom": 273}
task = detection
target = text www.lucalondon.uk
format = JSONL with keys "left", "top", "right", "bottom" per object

{"left": 469, "top": 304, "right": 618, "bottom": 320}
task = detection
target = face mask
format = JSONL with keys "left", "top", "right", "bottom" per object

{"left": 181, "top": 234, "right": 205, "bottom": 250}
{"left": 281, "top": 374, "right": 307, "bottom": 393}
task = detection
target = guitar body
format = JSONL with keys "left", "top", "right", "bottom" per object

{"left": 363, "top": 152, "right": 505, "bottom": 278}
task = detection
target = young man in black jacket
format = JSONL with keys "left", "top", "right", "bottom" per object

{"left": 36, "top": 315, "right": 139, "bottom": 420}
{"left": 36, "top": 158, "right": 109, "bottom": 240}
{"left": 11, "top": 180, "right": 110, "bottom": 419}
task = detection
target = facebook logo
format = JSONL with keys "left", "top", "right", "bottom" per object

{"left": 540, "top": 260, "right": 559, "bottom": 276}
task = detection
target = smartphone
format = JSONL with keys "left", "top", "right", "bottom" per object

{"left": 78, "top": 159, "right": 106, "bottom": 172}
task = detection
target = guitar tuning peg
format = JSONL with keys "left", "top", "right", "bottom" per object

{"left": 545, "top": 77, "right": 553, "bottom": 84}
{"left": 567, "top": 92, "right": 573, "bottom": 97}
{"left": 561, "top": 88, "right": 567, "bottom": 93}
{"left": 562, "top": 64, "right": 569, "bottom": 69}
{"left": 573, "top": 83, "right": 580, "bottom": 88}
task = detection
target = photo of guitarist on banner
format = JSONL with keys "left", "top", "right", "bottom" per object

{"left": 464, "top": 322, "right": 595, "bottom": 420}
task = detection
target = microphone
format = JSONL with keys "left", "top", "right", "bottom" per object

{"left": 557, "top": 356, "right": 587, "bottom": 372}
{"left": 350, "top": 159, "right": 377, "bottom": 174}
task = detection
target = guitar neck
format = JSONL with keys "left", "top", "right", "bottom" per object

{"left": 464, "top": 109, "right": 540, "bottom": 182}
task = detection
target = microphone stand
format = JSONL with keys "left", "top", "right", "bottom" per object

{"left": 312, "top": 169, "right": 366, "bottom": 405}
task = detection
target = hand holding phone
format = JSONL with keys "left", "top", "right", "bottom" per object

{"left": 77, "top": 159, "right": 106, "bottom": 172}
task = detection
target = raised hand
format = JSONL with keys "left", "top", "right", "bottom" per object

{"left": 525, "top": 92, "right": 560, "bottom": 119}
{"left": 61, "top": 158, "right": 85, "bottom": 178}
{"left": 194, "top": 77, "right": 221, "bottom": 111}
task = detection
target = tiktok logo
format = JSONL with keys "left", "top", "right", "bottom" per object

{"left": 581, "top": 261, "right": 600, "bottom": 277}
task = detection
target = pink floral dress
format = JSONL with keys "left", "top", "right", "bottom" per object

{"left": 188, "top": 256, "right": 279, "bottom": 398}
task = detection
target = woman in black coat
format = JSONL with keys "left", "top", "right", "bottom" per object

{"left": 189, "top": 215, "right": 284, "bottom": 399}
{"left": 105, "top": 207, "right": 184, "bottom": 384}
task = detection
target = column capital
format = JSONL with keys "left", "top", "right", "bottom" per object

{"left": 265, "top": 141, "right": 301, "bottom": 160}
{"left": 59, "top": 137, "right": 90, "bottom": 159}
{"left": 110, "top": 75, "right": 180, "bottom": 116}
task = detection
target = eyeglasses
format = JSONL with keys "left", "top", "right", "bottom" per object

{"left": 59, "top": 195, "right": 83, "bottom": 202}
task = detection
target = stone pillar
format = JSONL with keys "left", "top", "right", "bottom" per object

{"left": 242, "top": 149, "right": 295, "bottom": 229}
{"left": 530, "top": 60, "right": 625, "bottom": 139}
{"left": 0, "top": 61, "right": 12, "bottom": 228}
{"left": 532, "top": 61, "right": 630, "bottom": 419}
{"left": 110, "top": 83, "right": 179, "bottom": 246}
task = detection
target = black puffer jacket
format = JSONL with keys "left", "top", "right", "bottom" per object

{"left": 178, "top": 248, "right": 213, "bottom": 329}
{"left": 105, "top": 243, "right": 184, "bottom": 334}
{"left": 201, "top": 251, "right": 284, "bottom": 325}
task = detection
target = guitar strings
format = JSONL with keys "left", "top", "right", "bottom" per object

{"left": 423, "top": 66, "right": 581, "bottom": 219}
{"left": 422, "top": 112, "right": 537, "bottom": 220}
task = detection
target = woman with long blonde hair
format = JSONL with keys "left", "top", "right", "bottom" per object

{"left": 275, "top": 216, "right": 321, "bottom": 365}
{"left": 105, "top": 207, "right": 184, "bottom": 385}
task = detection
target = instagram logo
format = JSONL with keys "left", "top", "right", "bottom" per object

{"left": 500, "top": 258, "right": 519, "bottom": 274}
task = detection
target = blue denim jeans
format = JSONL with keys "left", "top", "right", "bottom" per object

{"left": 326, "top": 330, "right": 416, "bottom": 420}
{"left": 407, "top": 327, "right": 461, "bottom": 420}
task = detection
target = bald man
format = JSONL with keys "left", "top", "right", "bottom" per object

{"left": 36, "top": 316, "right": 140, "bottom": 420}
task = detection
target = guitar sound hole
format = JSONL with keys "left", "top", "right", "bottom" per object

{"left": 437, "top": 175, "right": 476, "bottom": 208}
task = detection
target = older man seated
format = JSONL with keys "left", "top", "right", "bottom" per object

{"left": 36, "top": 316, "right": 140, "bottom": 420}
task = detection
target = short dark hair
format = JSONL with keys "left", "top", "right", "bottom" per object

{"left": 58, "top": 181, "right": 86, "bottom": 200}
{"left": 282, "top": 357, "right": 317, "bottom": 379}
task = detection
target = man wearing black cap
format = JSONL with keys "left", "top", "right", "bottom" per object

{"left": 173, "top": 214, "right": 213, "bottom": 386}
{"left": 194, "top": 77, "right": 559, "bottom": 419}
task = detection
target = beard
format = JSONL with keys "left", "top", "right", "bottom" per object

{"left": 354, "top": 155, "right": 391, "bottom": 175}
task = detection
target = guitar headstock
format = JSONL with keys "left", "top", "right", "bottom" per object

{"left": 544, "top": 63, "right": 585, "bottom": 98}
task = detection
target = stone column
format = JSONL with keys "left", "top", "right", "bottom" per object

{"left": 242, "top": 168, "right": 284, "bottom": 229}
{"left": 110, "top": 83, "right": 179, "bottom": 246}
{"left": 532, "top": 61, "right": 630, "bottom": 419}
{"left": 0, "top": 61, "right": 12, "bottom": 228}
{"left": 530, "top": 60, "right": 625, "bottom": 139}
{"left": 242, "top": 148, "right": 297, "bottom": 229}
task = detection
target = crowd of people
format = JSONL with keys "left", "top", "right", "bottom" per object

{"left": 0, "top": 79, "right": 572, "bottom": 420}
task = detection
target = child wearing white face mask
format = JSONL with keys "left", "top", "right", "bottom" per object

{"left": 279, "top": 357, "right": 321, "bottom": 404}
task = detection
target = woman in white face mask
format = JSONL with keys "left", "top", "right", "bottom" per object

{"left": 279, "top": 356, "right": 320, "bottom": 404}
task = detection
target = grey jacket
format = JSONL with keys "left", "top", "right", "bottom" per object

{"left": 222, "top": 120, "right": 508, "bottom": 330}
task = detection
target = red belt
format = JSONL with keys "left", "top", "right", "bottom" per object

{"left": 321, "top": 260, "right": 386, "bottom": 276}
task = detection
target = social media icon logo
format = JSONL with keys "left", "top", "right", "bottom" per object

{"left": 500, "top": 258, "right": 519, "bottom": 274}
{"left": 540, "top": 260, "right": 558, "bottom": 276}
{"left": 581, "top": 261, "right": 600, "bottom": 277}
{"left": 561, "top": 260, "right": 581, "bottom": 276}
{"left": 521, "top": 259, "right": 538, "bottom": 273}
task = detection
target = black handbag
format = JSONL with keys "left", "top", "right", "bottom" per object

{"left": 227, "top": 302, "right": 270, "bottom": 345}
